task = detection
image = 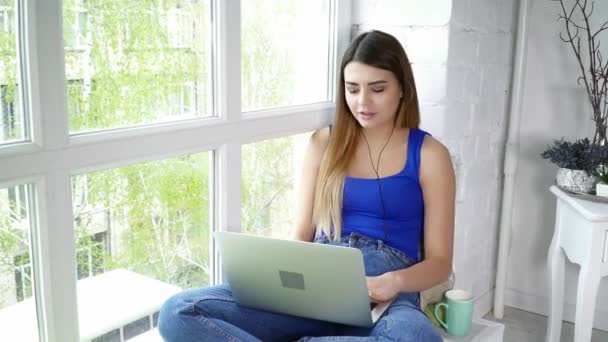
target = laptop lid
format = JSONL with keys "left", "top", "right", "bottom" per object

{"left": 214, "top": 231, "right": 385, "bottom": 327}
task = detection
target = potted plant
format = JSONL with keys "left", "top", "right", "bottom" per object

{"left": 541, "top": 138, "right": 597, "bottom": 193}
{"left": 543, "top": 1, "right": 608, "bottom": 195}
{"left": 592, "top": 144, "right": 608, "bottom": 197}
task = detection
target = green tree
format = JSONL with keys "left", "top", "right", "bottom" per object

{"left": 241, "top": 0, "right": 295, "bottom": 110}
{"left": 241, "top": 0, "right": 298, "bottom": 237}
{"left": 0, "top": 186, "right": 32, "bottom": 304}
{"left": 0, "top": 0, "right": 21, "bottom": 141}
{"left": 242, "top": 136, "right": 295, "bottom": 237}
{"left": 63, "top": 0, "right": 212, "bottom": 289}
{"left": 72, "top": 154, "right": 210, "bottom": 288}
{"left": 63, "top": 0, "right": 209, "bottom": 131}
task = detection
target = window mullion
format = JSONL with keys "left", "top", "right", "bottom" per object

{"left": 331, "top": 0, "right": 352, "bottom": 104}
{"left": 28, "top": 181, "right": 49, "bottom": 342}
{"left": 215, "top": 0, "right": 241, "bottom": 122}
{"left": 35, "top": 171, "right": 79, "bottom": 342}
{"left": 212, "top": 0, "right": 242, "bottom": 285}
{"left": 214, "top": 143, "right": 241, "bottom": 285}
{"left": 33, "top": 0, "right": 69, "bottom": 149}
{"left": 218, "top": 144, "right": 241, "bottom": 233}
{"left": 27, "top": 0, "right": 77, "bottom": 341}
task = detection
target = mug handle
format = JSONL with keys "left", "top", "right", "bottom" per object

{"left": 433, "top": 302, "right": 448, "bottom": 330}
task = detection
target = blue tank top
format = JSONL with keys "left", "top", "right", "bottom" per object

{"left": 342, "top": 128, "right": 429, "bottom": 261}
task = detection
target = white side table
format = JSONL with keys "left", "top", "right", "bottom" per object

{"left": 546, "top": 185, "right": 608, "bottom": 342}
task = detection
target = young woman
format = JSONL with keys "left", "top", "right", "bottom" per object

{"left": 158, "top": 30, "right": 455, "bottom": 342}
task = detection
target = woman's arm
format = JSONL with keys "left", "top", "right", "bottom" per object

{"left": 291, "top": 127, "right": 331, "bottom": 242}
{"left": 368, "top": 135, "right": 455, "bottom": 301}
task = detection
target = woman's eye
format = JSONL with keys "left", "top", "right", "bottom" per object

{"left": 371, "top": 88, "right": 385, "bottom": 93}
{"left": 347, "top": 88, "right": 359, "bottom": 94}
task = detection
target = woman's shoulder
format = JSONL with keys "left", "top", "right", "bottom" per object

{"left": 420, "top": 133, "right": 446, "bottom": 151}
{"left": 419, "top": 134, "right": 454, "bottom": 179}
{"left": 309, "top": 126, "right": 331, "bottom": 153}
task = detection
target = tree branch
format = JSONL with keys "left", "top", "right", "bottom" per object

{"left": 557, "top": 0, "right": 608, "bottom": 143}
{"left": 593, "top": 22, "right": 608, "bottom": 39}
{"left": 0, "top": 221, "right": 29, "bottom": 247}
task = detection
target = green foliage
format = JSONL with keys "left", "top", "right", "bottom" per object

{"left": 242, "top": 136, "right": 294, "bottom": 236}
{"left": 596, "top": 168, "right": 608, "bottom": 184}
{"left": 0, "top": 214, "right": 26, "bottom": 270}
{"left": 74, "top": 226, "right": 106, "bottom": 279}
{"left": 241, "top": 0, "right": 295, "bottom": 110}
{"left": 0, "top": 186, "right": 32, "bottom": 303}
{"left": 592, "top": 144, "right": 608, "bottom": 183}
{"left": 73, "top": 154, "right": 211, "bottom": 288}
{"left": 61, "top": 0, "right": 214, "bottom": 290}
{"left": 65, "top": 0, "right": 208, "bottom": 132}
{"left": 0, "top": 1, "right": 21, "bottom": 141}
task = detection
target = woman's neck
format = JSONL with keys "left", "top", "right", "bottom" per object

{"left": 360, "top": 122, "right": 398, "bottom": 146}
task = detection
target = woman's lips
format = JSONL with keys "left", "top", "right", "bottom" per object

{"left": 359, "top": 112, "right": 377, "bottom": 120}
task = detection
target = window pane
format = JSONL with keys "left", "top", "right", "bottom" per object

{"left": 72, "top": 153, "right": 211, "bottom": 340}
{"left": 0, "top": 184, "right": 40, "bottom": 341}
{"left": 63, "top": 0, "right": 212, "bottom": 133}
{"left": 122, "top": 315, "right": 151, "bottom": 340}
{"left": 0, "top": 1, "right": 26, "bottom": 144}
{"left": 242, "top": 0, "right": 331, "bottom": 112}
{"left": 242, "top": 132, "right": 312, "bottom": 238}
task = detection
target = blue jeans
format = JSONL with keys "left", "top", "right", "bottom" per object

{"left": 158, "top": 232, "right": 442, "bottom": 341}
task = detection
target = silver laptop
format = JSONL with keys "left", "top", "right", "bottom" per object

{"left": 213, "top": 231, "right": 394, "bottom": 327}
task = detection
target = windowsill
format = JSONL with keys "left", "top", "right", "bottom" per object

{"left": 0, "top": 269, "right": 181, "bottom": 341}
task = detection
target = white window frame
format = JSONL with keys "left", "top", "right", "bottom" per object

{"left": 0, "top": 0, "right": 351, "bottom": 341}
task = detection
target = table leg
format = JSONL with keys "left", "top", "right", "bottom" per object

{"left": 546, "top": 230, "right": 565, "bottom": 342}
{"left": 574, "top": 263, "right": 601, "bottom": 342}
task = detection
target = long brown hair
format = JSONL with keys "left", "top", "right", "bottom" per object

{"left": 312, "top": 30, "right": 421, "bottom": 240}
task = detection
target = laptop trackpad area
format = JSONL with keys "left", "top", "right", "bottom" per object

{"left": 279, "top": 270, "right": 306, "bottom": 290}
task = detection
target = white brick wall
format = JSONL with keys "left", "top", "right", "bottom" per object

{"left": 352, "top": 0, "right": 452, "bottom": 26}
{"left": 353, "top": 0, "right": 517, "bottom": 317}
{"left": 445, "top": 0, "right": 515, "bottom": 316}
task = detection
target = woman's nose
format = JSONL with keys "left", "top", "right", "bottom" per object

{"left": 357, "top": 89, "right": 371, "bottom": 105}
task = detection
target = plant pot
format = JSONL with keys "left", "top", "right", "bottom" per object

{"left": 556, "top": 168, "right": 596, "bottom": 193}
{"left": 597, "top": 182, "right": 608, "bottom": 197}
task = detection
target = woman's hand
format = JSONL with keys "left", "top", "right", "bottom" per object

{"left": 366, "top": 272, "right": 400, "bottom": 303}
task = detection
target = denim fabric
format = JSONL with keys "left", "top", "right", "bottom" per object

{"left": 158, "top": 232, "right": 442, "bottom": 341}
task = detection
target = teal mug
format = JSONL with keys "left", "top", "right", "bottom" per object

{"left": 433, "top": 289, "right": 473, "bottom": 336}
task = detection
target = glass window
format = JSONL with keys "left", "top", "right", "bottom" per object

{"left": 0, "top": 184, "right": 40, "bottom": 341}
{"left": 0, "top": 2, "right": 26, "bottom": 144}
{"left": 122, "top": 315, "right": 151, "bottom": 340}
{"left": 63, "top": 0, "right": 212, "bottom": 133}
{"left": 71, "top": 153, "right": 211, "bottom": 341}
{"left": 241, "top": 0, "right": 331, "bottom": 112}
{"left": 241, "top": 132, "right": 312, "bottom": 238}
{"left": 91, "top": 328, "right": 119, "bottom": 342}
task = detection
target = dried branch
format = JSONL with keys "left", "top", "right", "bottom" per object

{"left": 593, "top": 22, "right": 608, "bottom": 39}
{"left": 556, "top": 0, "right": 608, "bottom": 144}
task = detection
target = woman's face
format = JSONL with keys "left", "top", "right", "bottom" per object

{"left": 343, "top": 61, "right": 402, "bottom": 129}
